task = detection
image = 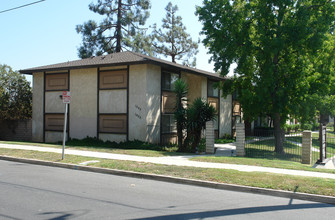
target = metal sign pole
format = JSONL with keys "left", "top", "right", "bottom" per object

{"left": 62, "top": 103, "right": 68, "bottom": 160}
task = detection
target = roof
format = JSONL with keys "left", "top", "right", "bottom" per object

{"left": 19, "top": 51, "right": 223, "bottom": 80}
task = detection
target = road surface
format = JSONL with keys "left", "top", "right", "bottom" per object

{"left": 0, "top": 160, "right": 334, "bottom": 219}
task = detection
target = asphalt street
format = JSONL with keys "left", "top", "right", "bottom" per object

{"left": 0, "top": 160, "right": 334, "bottom": 220}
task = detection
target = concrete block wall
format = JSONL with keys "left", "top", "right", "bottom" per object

{"left": 236, "top": 123, "right": 245, "bottom": 156}
{"left": 302, "top": 131, "right": 312, "bottom": 164}
{"left": 206, "top": 120, "right": 215, "bottom": 154}
{"left": 0, "top": 120, "right": 32, "bottom": 141}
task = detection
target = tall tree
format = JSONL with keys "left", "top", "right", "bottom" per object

{"left": 197, "top": 0, "right": 335, "bottom": 153}
{"left": 152, "top": 2, "right": 199, "bottom": 66}
{"left": 303, "top": 33, "right": 335, "bottom": 126}
{"left": 0, "top": 64, "right": 32, "bottom": 120}
{"left": 76, "top": 0, "right": 151, "bottom": 58}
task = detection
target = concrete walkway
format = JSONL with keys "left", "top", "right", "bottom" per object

{"left": 0, "top": 143, "right": 335, "bottom": 180}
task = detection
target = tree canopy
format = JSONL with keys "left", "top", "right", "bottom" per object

{"left": 197, "top": 0, "right": 335, "bottom": 153}
{"left": 304, "top": 33, "right": 335, "bottom": 125}
{"left": 0, "top": 64, "right": 32, "bottom": 120}
{"left": 76, "top": 0, "right": 151, "bottom": 58}
{"left": 152, "top": 2, "right": 199, "bottom": 66}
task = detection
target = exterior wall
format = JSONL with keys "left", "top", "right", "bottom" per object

{"left": 70, "top": 68, "right": 98, "bottom": 139}
{"left": 45, "top": 131, "right": 64, "bottom": 143}
{"left": 45, "top": 91, "right": 64, "bottom": 113}
{"left": 183, "top": 73, "right": 207, "bottom": 103}
{"left": 146, "top": 64, "right": 161, "bottom": 143}
{"left": 99, "top": 133, "right": 127, "bottom": 143}
{"left": 99, "top": 90, "right": 127, "bottom": 114}
{"left": 44, "top": 70, "right": 69, "bottom": 143}
{"left": 129, "top": 64, "right": 161, "bottom": 143}
{"left": 220, "top": 92, "right": 232, "bottom": 137}
{"left": 32, "top": 72, "right": 44, "bottom": 142}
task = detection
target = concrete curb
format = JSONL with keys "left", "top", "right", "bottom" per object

{"left": 1, "top": 155, "right": 334, "bottom": 205}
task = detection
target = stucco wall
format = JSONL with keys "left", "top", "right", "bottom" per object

{"left": 32, "top": 72, "right": 44, "bottom": 142}
{"left": 129, "top": 64, "right": 161, "bottom": 143}
{"left": 220, "top": 92, "right": 232, "bottom": 137}
{"left": 45, "top": 91, "right": 64, "bottom": 113}
{"left": 70, "top": 68, "right": 98, "bottom": 139}
{"left": 99, "top": 133, "right": 126, "bottom": 143}
{"left": 145, "top": 64, "right": 161, "bottom": 143}
{"left": 99, "top": 90, "right": 127, "bottom": 114}
{"left": 45, "top": 131, "right": 65, "bottom": 143}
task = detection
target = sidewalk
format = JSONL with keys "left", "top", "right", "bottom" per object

{"left": 0, "top": 143, "right": 335, "bottom": 180}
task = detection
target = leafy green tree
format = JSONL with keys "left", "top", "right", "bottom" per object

{"left": 304, "top": 33, "right": 335, "bottom": 126}
{"left": 173, "top": 79, "right": 188, "bottom": 152}
{"left": 186, "top": 98, "right": 216, "bottom": 153}
{"left": 197, "top": 0, "right": 335, "bottom": 153}
{"left": 152, "top": 2, "right": 199, "bottom": 66}
{"left": 0, "top": 64, "right": 32, "bottom": 120}
{"left": 76, "top": 0, "right": 151, "bottom": 58}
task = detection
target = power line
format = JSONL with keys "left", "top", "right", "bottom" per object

{"left": 0, "top": 0, "right": 46, "bottom": 14}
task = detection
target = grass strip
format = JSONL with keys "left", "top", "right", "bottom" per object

{"left": 0, "top": 148, "right": 334, "bottom": 197}
{"left": 191, "top": 156, "right": 335, "bottom": 174}
{"left": 0, "top": 141, "right": 185, "bottom": 157}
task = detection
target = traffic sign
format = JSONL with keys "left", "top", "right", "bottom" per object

{"left": 62, "top": 91, "right": 71, "bottom": 104}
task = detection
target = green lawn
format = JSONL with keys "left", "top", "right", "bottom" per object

{"left": 245, "top": 138, "right": 302, "bottom": 162}
{"left": 0, "top": 140, "right": 186, "bottom": 157}
{"left": 0, "top": 148, "right": 334, "bottom": 197}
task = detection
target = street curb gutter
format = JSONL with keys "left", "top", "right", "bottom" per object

{"left": 1, "top": 155, "right": 334, "bottom": 205}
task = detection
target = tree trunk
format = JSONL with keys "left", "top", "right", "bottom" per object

{"left": 273, "top": 113, "right": 285, "bottom": 154}
{"left": 177, "top": 122, "right": 184, "bottom": 151}
{"left": 171, "top": 54, "right": 176, "bottom": 63}
{"left": 191, "top": 130, "right": 201, "bottom": 153}
{"left": 116, "top": 0, "right": 122, "bottom": 52}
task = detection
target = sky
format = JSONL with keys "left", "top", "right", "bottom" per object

{"left": 0, "top": 0, "right": 221, "bottom": 83}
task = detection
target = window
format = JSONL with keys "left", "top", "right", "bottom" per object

{"left": 208, "top": 80, "right": 219, "bottom": 97}
{"left": 99, "top": 70, "right": 127, "bottom": 89}
{"left": 162, "top": 71, "right": 179, "bottom": 91}
{"left": 45, "top": 73, "right": 69, "bottom": 91}
{"left": 162, "top": 114, "right": 177, "bottom": 133}
{"left": 99, "top": 114, "right": 127, "bottom": 133}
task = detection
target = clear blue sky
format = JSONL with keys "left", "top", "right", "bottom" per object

{"left": 0, "top": 0, "right": 221, "bottom": 82}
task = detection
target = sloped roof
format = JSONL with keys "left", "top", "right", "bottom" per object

{"left": 20, "top": 51, "right": 223, "bottom": 80}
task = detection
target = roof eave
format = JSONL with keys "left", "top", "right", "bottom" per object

{"left": 20, "top": 59, "right": 224, "bottom": 80}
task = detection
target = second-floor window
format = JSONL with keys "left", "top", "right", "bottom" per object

{"left": 162, "top": 71, "right": 179, "bottom": 91}
{"left": 208, "top": 80, "right": 219, "bottom": 97}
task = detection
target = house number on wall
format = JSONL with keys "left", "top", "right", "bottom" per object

{"left": 135, "top": 105, "right": 142, "bottom": 119}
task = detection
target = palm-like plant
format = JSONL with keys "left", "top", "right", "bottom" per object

{"left": 186, "top": 98, "right": 216, "bottom": 152}
{"left": 173, "top": 79, "right": 188, "bottom": 151}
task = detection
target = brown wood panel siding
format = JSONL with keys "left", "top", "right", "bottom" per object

{"left": 45, "top": 73, "right": 69, "bottom": 91}
{"left": 99, "top": 70, "right": 127, "bottom": 89}
{"left": 45, "top": 114, "right": 64, "bottom": 131}
{"left": 208, "top": 97, "right": 219, "bottom": 113}
{"left": 161, "top": 91, "right": 176, "bottom": 114}
{"left": 99, "top": 114, "right": 127, "bottom": 133}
